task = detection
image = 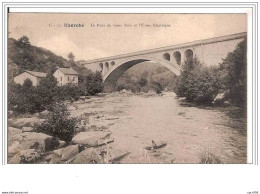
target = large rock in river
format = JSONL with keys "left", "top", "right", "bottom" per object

{"left": 10, "top": 117, "right": 45, "bottom": 128}
{"left": 8, "top": 132, "right": 65, "bottom": 157}
{"left": 9, "top": 149, "right": 40, "bottom": 164}
{"left": 8, "top": 127, "right": 22, "bottom": 146}
{"left": 71, "top": 148, "right": 102, "bottom": 164}
{"left": 72, "top": 131, "right": 112, "bottom": 147}
{"left": 61, "top": 145, "right": 79, "bottom": 161}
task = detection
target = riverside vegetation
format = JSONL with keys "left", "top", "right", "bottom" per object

{"left": 7, "top": 36, "right": 247, "bottom": 163}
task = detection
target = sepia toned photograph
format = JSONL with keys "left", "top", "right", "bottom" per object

{"left": 7, "top": 13, "right": 247, "bottom": 164}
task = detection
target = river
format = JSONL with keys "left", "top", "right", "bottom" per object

{"left": 71, "top": 92, "right": 247, "bottom": 164}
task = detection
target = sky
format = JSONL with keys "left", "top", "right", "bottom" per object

{"left": 9, "top": 13, "right": 247, "bottom": 61}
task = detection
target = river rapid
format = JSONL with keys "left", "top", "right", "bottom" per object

{"left": 71, "top": 92, "right": 247, "bottom": 164}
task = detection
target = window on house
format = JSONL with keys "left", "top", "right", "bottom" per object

{"left": 68, "top": 77, "right": 69, "bottom": 81}
{"left": 60, "top": 77, "right": 62, "bottom": 81}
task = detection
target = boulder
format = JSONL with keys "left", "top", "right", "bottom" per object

{"left": 19, "top": 149, "right": 41, "bottom": 163}
{"left": 106, "top": 149, "right": 130, "bottom": 163}
{"left": 9, "top": 153, "right": 21, "bottom": 164}
{"left": 72, "top": 148, "right": 102, "bottom": 164}
{"left": 45, "top": 153, "right": 62, "bottom": 164}
{"left": 53, "top": 148, "right": 64, "bottom": 157}
{"left": 61, "top": 145, "right": 79, "bottom": 161}
{"left": 44, "top": 137, "right": 60, "bottom": 151}
{"left": 147, "top": 90, "right": 157, "bottom": 95}
{"left": 72, "top": 131, "right": 111, "bottom": 147}
{"left": 97, "top": 137, "right": 114, "bottom": 146}
{"left": 9, "top": 127, "right": 22, "bottom": 136}
{"left": 14, "top": 132, "right": 51, "bottom": 151}
{"left": 8, "top": 127, "right": 22, "bottom": 146}
{"left": 10, "top": 117, "right": 46, "bottom": 128}
{"left": 8, "top": 141, "right": 21, "bottom": 158}
{"left": 145, "top": 140, "right": 167, "bottom": 150}
{"left": 213, "top": 93, "right": 225, "bottom": 106}
{"left": 22, "top": 127, "right": 34, "bottom": 132}
{"left": 9, "top": 132, "right": 64, "bottom": 153}
{"left": 9, "top": 149, "right": 40, "bottom": 164}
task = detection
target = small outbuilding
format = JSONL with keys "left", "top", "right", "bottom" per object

{"left": 13, "top": 70, "right": 47, "bottom": 86}
{"left": 53, "top": 67, "right": 79, "bottom": 86}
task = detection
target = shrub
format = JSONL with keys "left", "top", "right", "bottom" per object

{"left": 138, "top": 78, "right": 148, "bottom": 87}
{"left": 8, "top": 80, "right": 44, "bottom": 114}
{"left": 35, "top": 103, "right": 77, "bottom": 143}
{"left": 220, "top": 39, "right": 247, "bottom": 108}
{"left": 56, "top": 85, "right": 81, "bottom": 102}
{"left": 149, "top": 81, "right": 163, "bottom": 94}
{"left": 79, "top": 71, "right": 104, "bottom": 95}
{"left": 174, "top": 57, "right": 220, "bottom": 104}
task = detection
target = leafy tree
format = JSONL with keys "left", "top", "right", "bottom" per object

{"left": 80, "top": 71, "right": 104, "bottom": 95}
{"left": 37, "top": 74, "right": 59, "bottom": 109}
{"left": 174, "top": 57, "right": 220, "bottom": 104}
{"left": 68, "top": 52, "right": 75, "bottom": 61}
{"left": 220, "top": 39, "right": 247, "bottom": 107}
{"left": 35, "top": 103, "right": 77, "bottom": 142}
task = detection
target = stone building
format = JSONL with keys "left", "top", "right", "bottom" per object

{"left": 53, "top": 67, "right": 79, "bottom": 86}
{"left": 13, "top": 71, "right": 47, "bottom": 86}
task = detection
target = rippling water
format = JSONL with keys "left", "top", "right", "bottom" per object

{"left": 72, "top": 92, "right": 247, "bottom": 164}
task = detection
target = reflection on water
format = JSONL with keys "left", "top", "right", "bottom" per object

{"left": 73, "top": 92, "right": 247, "bottom": 163}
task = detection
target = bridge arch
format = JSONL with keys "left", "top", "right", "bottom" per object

{"left": 103, "top": 56, "right": 181, "bottom": 89}
{"left": 110, "top": 61, "right": 115, "bottom": 66}
{"left": 99, "top": 63, "right": 103, "bottom": 72}
{"left": 162, "top": 53, "right": 170, "bottom": 61}
{"left": 173, "top": 51, "right": 181, "bottom": 65}
{"left": 184, "top": 49, "right": 193, "bottom": 62}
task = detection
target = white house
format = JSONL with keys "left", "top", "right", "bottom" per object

{"left": 14, "top": 71, "right": 47, "bottom": 86}
{"left": 53, "top": 67, "right": 79, "bottom": 86}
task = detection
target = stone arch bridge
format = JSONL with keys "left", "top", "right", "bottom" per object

{"left": 81, "top": 32, "right": 246, "bottom": 89}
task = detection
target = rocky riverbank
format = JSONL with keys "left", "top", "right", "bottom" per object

{"left": 7, "top": 92, "right": 139, "bottom": 164}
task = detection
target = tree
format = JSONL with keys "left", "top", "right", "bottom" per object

{"left": 79, "top": 71, "right": 104, "bottom": 95}
{"left": 16, "top": 36, "right": 31, "bottom": 47}
{"left": 220, "top": 39, "right": 247, "bottom": 107}
{"left": 12, "top": 36, "right": 34, "bottom": 70}
{"left": 174, "top": 57, "right": 220, "bottom": 104}
{"left": 37, "top": 74, "right": 59, "bottom": 108}
{"left": 68, "top": 52, "right": 75, "bottom": 61}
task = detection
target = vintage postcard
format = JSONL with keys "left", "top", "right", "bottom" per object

{"left": 6, "top": 13, "right": 249, "bottom": 164}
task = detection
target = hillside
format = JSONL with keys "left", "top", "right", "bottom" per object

{"left": 8, "top": 37, "right": 68, "bottom": 76}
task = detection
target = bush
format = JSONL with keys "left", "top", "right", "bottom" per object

{"left": 8, "top": 80, "right": 45, "bottom": 114}
{"left": 220, "top": 39, "right": 247, "bottom": 108}
{"left": 174, "top": 57, "right": 220, "bottom": 104}
{"left": 149, "top": 81, "right": 163, "bottom": 94}
{"left": 9, "top": 74, "right": 84, "bottom": 114}
{"left": 79, "top": 71, "right": 104, "bottom": 95}
{"left": 35, "top": 103, "right": 77, "bottom": 143}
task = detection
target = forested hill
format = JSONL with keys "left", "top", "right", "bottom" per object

{"left": 8, "top": 36, "right": 69, "bottom": 76}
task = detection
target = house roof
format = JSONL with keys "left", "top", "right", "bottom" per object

{"left": 58, "top": 68, "right": 79, "bottom": 75}
{"left": 25, "top": 71, "right": 47, "bottom": 78}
